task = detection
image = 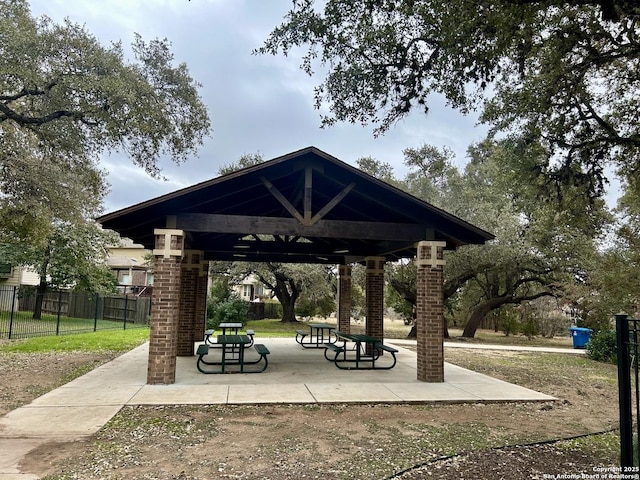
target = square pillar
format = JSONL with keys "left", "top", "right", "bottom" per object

{"left": 194, "top": 260, "right": 209, "bottom": 342}
{"left": 365, "top": 257, "right": 385, "bottom": 342}
{"left": 337, "top": 264, "right": 352, "bottom": 333}
{"left": 177, "top": 250, "right": 203, "bottom": 356}
{"left": 416, "top": 240, "right": 446, "bottom": 382}
{"left": 147, "top": 229, "right": 184, "bottom": 385}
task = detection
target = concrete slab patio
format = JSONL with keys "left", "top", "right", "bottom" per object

{"left": 0, "top": 338, "right": 557, "bottom": 479}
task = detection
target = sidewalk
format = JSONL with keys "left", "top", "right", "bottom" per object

{"left": 0, "top": 338, "right": 560, "bottom": 479}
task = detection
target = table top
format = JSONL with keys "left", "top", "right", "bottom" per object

{"left": 219, "top": 322, "right": 243, "bottom": 328}
{"left": 335, "top": 331, "right": 381, "bottom": 344}
{"left": 217, "top": 334, "right": 251, "bottom": 345}
{"left": 308, "top": 323, "right": 336, "bottom": 329}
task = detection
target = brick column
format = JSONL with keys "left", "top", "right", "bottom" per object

{"left": 147, "top": 229, "right": 184, "bottom": 385}
{"left": 365, "top": 257, "right": 385, "bottom": 344}
{"left": 177, "top": 250, "right": 203, "bottom": 356}
{"left": 193, "top": 260, "right": 209, "bottom": 342}
{"left": 337, "top": 264, "right": 352, "bottom": 333}
{"left": 416, "top": 240, "right": 446, "bottom": 382}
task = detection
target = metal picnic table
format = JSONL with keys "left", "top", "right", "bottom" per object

{"left": 295, "top": 322, "right": 337, "bottom": 348}
{"left": 196, "top": 334, "right": 270, "bottom": 374}
{"left": 323, "top": 331, "right": 398, "bottom": 370}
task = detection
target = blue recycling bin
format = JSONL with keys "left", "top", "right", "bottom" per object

{"left": 570, "top": 327, "right": 593, "bottom": 349}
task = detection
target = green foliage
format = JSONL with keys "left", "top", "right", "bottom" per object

{"left": 295, "top": 297, "right": 317, "bottom": 320}
{"left": 258, "top": 0, "right": 640, "bottom": 201}
{"left": 349, "top": 264, "right": 367, "bottom": 322}
{"left": 586, "top": 329, "right": 617, "bottom": 364}
{"left": 218, "top": 152, "right": 265, "bottom": 176}
{"left": 207, "top": 276, "right": 232, "bottom": 319}
{"left": 0, "top": 0, "right": 210, "bottom": 242}
{"left": 213, "top": 257, "right": 335, "bottom": 323}
{"left": 386, "top": 283, "right": 413, "bottom": 325}
{"left": 496, "top": 309, "right": 519, "bottom": 337}
{"left": 370, "top": 140, "right": 605, "bottom": 339}
{"left": 316, "top": 294, "right": 336, "bottom": 319}
{"left": 207, "top": 294, "right": 250, "bottom": 330}
{"left": 1, "top": 221, "right": 119, "bottom": 294}
{"left": 295, "top": 293, "right": 336, "bottom": 320}
{"left": 575, "top": 241, "right": 640, "bottom": 329}
{"left": 520, "top": 316, "right": 541, "bottom": 340}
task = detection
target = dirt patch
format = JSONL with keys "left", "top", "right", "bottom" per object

{"left": 0, "top": 350, "right": 118, "bottom": 416}
{"left": 1, "top": 346, "right": 622, "bottom": 480}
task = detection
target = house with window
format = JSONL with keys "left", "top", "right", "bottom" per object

{"left": 0, "top": 264, "right": 40, "bottom": 311}
{"left": 106, "top": 241, "right": 153, "bottom": 296}
{"left": 234, "top": 274, "right": 270, "bottom": 301}
{"left": 0, "top": 264, "right": 39, "bottom": 288}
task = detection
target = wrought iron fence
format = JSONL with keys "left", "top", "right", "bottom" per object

{"left": 617, "top": 313, "right": 640, "bottom": 467}
{"left": 0, "top": 286, "right": 150, "bottom": 340}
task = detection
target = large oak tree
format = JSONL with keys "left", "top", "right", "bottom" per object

{"left": 1, "top": 0, "right": 211, "bottom": 243}
{"left": 258, "top": 0, "right": 640, "bottom": 201}
{"left": 362, "top": 140, "right": 611, "bottom": 337}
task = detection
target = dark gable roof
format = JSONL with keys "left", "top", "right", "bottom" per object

{"left": 98, "top": 146, "right": 494, "bottom": 264}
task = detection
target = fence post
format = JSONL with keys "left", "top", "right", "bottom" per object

{"left": 616, "top": 313, "right": 633, "bottom": 467}
{"left": 93, "top": 292, "right": 99, "bottom": 332}
{"left": 123, "top": 295, "right": 128, "bottom": 330}
{"left": 55, "top": 289, "right": 62, "bottom": 335}
{"left": 8, "top": 286, "right": 17, "bottom": 340}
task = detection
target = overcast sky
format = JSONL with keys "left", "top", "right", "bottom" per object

{"left": 29, "top": 0, "right": 488, "bottom": 214}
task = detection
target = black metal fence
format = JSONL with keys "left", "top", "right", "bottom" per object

{"left": 0, "top": 286, "right": 151, "bottom": 339}
{"left": 617, "top": 313, "right": 640, "bottom": 467}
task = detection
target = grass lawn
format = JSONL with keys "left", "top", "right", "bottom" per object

{"left": 246, "top": 317, "right": 413, "bottom": 338}
{"left": 0, "top": 327, "right": 150, "bottom": 353}
{"left": 447, "top": 327, "right": 575, "bottom": 348}
{"left": 0, "top": 315, "right": 574, "bottom": 354}
{"left": 247, "top": 317, "right": 574, "bottom": 348}
{"left": 0, "top": 310, "right": 148, "bottom": 340}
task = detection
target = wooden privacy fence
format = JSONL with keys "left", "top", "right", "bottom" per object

{"left": 17, "top": 289, "right": 151, "bottom": 324}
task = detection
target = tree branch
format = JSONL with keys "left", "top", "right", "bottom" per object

{"left": 0, "top": 102, "right": 86, "bottom": 125}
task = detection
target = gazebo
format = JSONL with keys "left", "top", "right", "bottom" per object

{"left": 98, "top": 146, "right": 493, "bottom": 385}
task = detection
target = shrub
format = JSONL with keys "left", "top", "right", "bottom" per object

{"left": 207, "top": 277, "right": 232, "bottom": 319}
{"left": 500, "top": 316, "right": 519, "bottom": 337}
{"left": 207, "top": 294, "right": 249, "bottom": 330}
{"left": 497, "top": 308, "right": 520, "bottom": 337}
{"left": 295, "top": 297, "right": 317, "bottom": 320}
{"left": 520, "top": 316, "right": 541, "bottom": 339}
{"left": 586, "top": 329, "right": 617, "bottom": 364}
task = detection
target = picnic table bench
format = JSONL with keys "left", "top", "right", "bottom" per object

{"left": 324, "top": 332, "right": 398, "bottom": 370}
{"left": 205, "top": 327, "right": 255, "bottom": 348}
{"left": 196, "top": 335, "right": 269, "bottom": 374}
{"left": 295, "top": 322, "right": 337, "bottom": 348}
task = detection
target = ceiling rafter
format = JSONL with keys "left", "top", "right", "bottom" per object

{"left": 261, "top": 170, "right": 356, "bottom": 227}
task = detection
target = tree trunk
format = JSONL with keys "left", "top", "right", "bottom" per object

{"left": 407, "top": 322, "right": 449, "bottom": 339}
{"left": 407, "top": 324, "right": 416, "bottom": 338}
{"left": 32, "top": 280, "right": 47, "bottom": 320}
{"left": 462, "top": 289, "right": 554, "bottom": 338}
{"left": 272, "top": 272, "right": 300, "bottom": 323}
{"left": 281, "top": 300, "right": 297, "bottom": 323}
{"left": 462, "top": 301, "right": 501, "bottom": 338}
{"left": 33, "top": 246, "right": 51, "bottom": 320}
